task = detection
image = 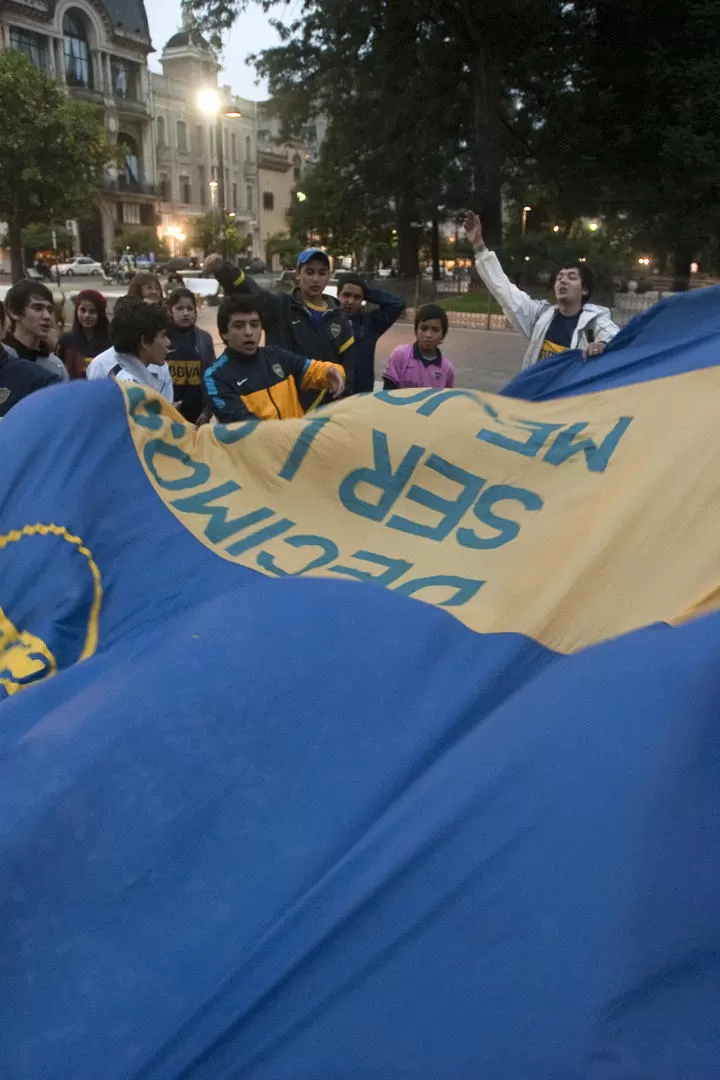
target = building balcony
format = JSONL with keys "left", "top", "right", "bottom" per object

{"left": 114, "top": 93, "right": 149, "bottom": 118}
{"left": 68, "top": 84, "right": 106, "bottom": 107}
{"left": 258, "top": 150, "right": 292, "bottom": 174}
{"left": 103, "top": 177, "right": 159, "bottom": 200}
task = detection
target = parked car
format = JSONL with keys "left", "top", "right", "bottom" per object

{"left": 55, "top": 256, "right": 104, "bottom": 277}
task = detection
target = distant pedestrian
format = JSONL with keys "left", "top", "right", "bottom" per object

{"left": 58, "top": 289, "right": 111, "bottom": 379}
{"left": 337, "top": 273, "right": 406, "bottom": 392}
{"left": 383, "top": 304, "right": 454, "bottom": 390}
{"left": 127, "top": 273, "right": 164, "bottom": 305}
{"left": 4, "top": 280, "right": 67, "bottom": 383}
{"left": 464, "top": 210, "right": 620, "bottom": 369}
{"left": 166, "top": 287, "right": 215, "bottom": 422}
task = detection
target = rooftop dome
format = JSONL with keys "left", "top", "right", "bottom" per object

{"left": 164, "top": 28, "right": 213, "bottom": 52}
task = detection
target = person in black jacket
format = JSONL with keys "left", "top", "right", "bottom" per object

{"left": 336, "top": 273, "right": 406, "bottom": 392}
{"left": 203, "top": 294, "right": 345, "bottom": 423}
{"left": 0, "top": 341, "right": 60, "bottom": 418}
{"left": 204, "top": 248, "right": 355, "bottom": 407}
{"left": 165, "top": 287, "right": 215, "bottom": 423}
{"left": 5, "top": 281, "right": 67, "bottom": 383}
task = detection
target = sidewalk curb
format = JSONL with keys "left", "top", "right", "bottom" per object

{"left": 402, "top": 307, "right": 514, "bottom": 332}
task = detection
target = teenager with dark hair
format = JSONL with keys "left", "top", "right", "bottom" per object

{"left": 337, "top": 273, "right": 406, "bottom": 391}
{"left": 101, "top": 298, "right": 171, "bottom": 391}
{"left": 4, "top": 280, "right": 67, "bottom": 382}
{"left": 0, "top": 297, "right": 60, "bottom": 416}
{"left": 383, "top": 304, "right": 455, "bottom": 390}
{"left": 58, "top": 290, "right": 111, "bottom": 379}
{"left": 464, "top": 211, "right": 620, "bottom": 369}
{"left": 203, "top": 294, "right": 345, "bottom": 423}
{"left": 87, "top": 296, "right": 174, "bottom": 401}
{"left": 165, "top": 287, "right": 215, "bottom": 422}
{"left": 204, "top": 247, "right": 356, "bottom": 404}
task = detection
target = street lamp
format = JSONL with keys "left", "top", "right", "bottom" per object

{"left": 197, "top": 88, "right": 242, "bottom": 259}
{"left": 208, "top": 178, "right": 219, "bottom": 213}
{"left": 588, "top": 221, "right": 600, "bottom": 232}
{"left": 521, "top": 205, "right": 532, "bottom": 234}
{"left": 296, "top": 191, "right": 307, "bottom": 203}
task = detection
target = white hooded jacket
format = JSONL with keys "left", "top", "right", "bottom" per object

{"left": 474, "top": 248, "right": 620, "bottom": 370}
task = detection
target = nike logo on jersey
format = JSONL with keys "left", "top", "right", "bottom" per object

{"left": 237, "top": 378, "right": 248, "bottom": 387}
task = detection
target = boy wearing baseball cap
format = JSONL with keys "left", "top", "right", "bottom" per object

{"left": 204, "top": 247, "right": 355, "bottom": 406}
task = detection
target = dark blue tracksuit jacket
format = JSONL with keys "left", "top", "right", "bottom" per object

{"left": 347, "top": 285, "right": 406, "bottom": 392}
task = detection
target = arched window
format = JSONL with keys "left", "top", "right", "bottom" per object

{"left": 63, "top": 10, "right": 92, "bottom": 88}
{"left": 156, "top": 116, "right": 166, "bottom": 147}
{"left": 118, "top": 132, "right": 140, "bottom": 190}
{"left": 245, "top": 135, "right": 252, "bottom": 162}
{"left": 176, "top": 121, "right": 188, "bottom": 153}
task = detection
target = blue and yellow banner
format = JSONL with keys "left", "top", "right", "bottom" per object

{"left": 1, "top": 287, "right": 719, "bottom": 1078}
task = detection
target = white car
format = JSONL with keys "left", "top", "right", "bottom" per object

{"left": 55, "top": 256, "right": 104, "bottom": 277}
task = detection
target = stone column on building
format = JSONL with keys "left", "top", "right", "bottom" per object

{"left": 91, "top": 49, "right": 103, "bottom": 93}
{"left": 46, "top": 36, "right": 57, "bottom": 77}
{"left": 55, "top": 39, "right": 66, "bottom": 84}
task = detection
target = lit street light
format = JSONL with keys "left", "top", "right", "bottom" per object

{"left": 197, "top": 88, "right": 244, "bottom": 259}
{"left": 588, "top": 221, "right": 600, "bottom": 232}
{"left": 296, "top": 191, "right": 307, "bottom": 203}
{"left": 552, "top": 224, "right": 560, "bottom": 233}
{"left": 208, "top": 178, "right": 219, "bottom": 212}
{"left": 165, "top": 225, "right": 187, "bottom": 257}
{"left": 521, "top": 205, "right": 532, "bottom": 235}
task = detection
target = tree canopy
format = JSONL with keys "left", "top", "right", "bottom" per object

{"left": 0, "top": 50, "right": 116, "bottom": 281}
{"left": 185, "top": 0, "right": 720, "bottom": 282}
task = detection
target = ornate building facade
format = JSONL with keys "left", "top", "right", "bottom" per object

{"left": 0, "top": 0, "right": 158, "bottom": 259}
{"left": 152, "top": 30, "right": 259, "bottom": 258}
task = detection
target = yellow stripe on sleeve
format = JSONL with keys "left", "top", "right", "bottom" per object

{"left": 338, "top": 335, "right": 355, "bottom": 355}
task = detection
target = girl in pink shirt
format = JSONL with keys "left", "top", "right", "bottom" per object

{"left": 383, "top": 304, "right": 455, "bottom": 389}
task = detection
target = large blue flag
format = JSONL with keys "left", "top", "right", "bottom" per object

{"left": 1, "top": 288, "right": 719, "bottom": 1078}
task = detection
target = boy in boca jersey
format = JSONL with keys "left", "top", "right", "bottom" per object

{"left": 204, "top": 247, "right": 355, "bottom": 407}
{"left": 383, "top": 304, "right": 455, "bottom": 390}
{"left": 204, "top": 294, "right": 345, "bottom": 423}
{"left": 165, "top": 288, "right": 215, "bottom": 423}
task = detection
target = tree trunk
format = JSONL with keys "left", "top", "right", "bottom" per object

{"left": 9, "top": 217, "right": 24, "bottom": 283}
{"left": 470, "top": 45, "right": 503, "bottom": 252}
{"left": 396, "top": 193, "right": 419, "bottom": 279}
{"left": 431, "top": 214, "right": 441, "bottom": 281}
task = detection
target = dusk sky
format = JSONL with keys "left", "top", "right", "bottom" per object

{"left": 145, "top": 0, "right": 294, "bottom": 99}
